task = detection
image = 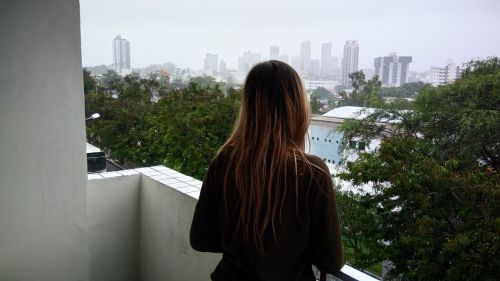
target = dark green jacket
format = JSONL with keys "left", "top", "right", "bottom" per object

{"left": 190, "top": 152, "right": 344, "bottom": 281}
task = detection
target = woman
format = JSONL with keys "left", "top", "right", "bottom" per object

{"left": 190, "top": 60, "right": 344, "bottom": 281}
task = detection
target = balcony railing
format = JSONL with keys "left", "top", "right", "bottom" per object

{"left": 87, "top": 166, "right": 379, "bottom": 281}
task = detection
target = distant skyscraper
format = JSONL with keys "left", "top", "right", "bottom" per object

{"left": 310, "top": 59, "right": 320, "bottom": 76}
{"left": 219, "top": 60, "right": 227, "bottom": 75}
{"left": 430, "top": 59, "right": 460, "bottom": 87}
{"left": 112, "top": 35, "right": 131, "bottom": 74}
{"left": 374, "top": 52, "right": 412, "bottom": 86}
{"left": 321, "top": 42, "right": 337, "bottom": 75}
{"left": 204, "top": 53, "right": 218, "bottom": 75}
{"left": 237, "top": 51, "right": 261, "bottom": 73}
{"left": 300, "top": 40, "right": 312, "bottom": 73}
{"left": 341, "top": 40, "right": 359, "bottom": 86}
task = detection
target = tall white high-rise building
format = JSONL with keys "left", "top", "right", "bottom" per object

{"left": 430, "top": 60, "right": 460, "bottom": 86}
{"left": 374, "top": 52, "right": 413, "bottom": 86}
{"left": 204, "top": 53, "right": 218, "bottom": 75}
{"left": 237, "top": 51, "right": 261, "bottom": 73}
{"left": 341, "top": 40, "right": 359, "bottom": 86}
{"left": 112, "top": 35, "right": 131, "bottom": 74}
{"left": 300, "top": 40, "right": 312, "bottom": 73}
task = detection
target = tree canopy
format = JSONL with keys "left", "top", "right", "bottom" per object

{"left": 337, "top": 72, "right": 427, "bottom": 111}
{"left": 340, "top": 71, "right": 384, "bottom": 108}
{"left": 379, "top": 81, "right": 427, "bottom": 98}
{"left": 85, "top": 71, "right": 241, "bottom": 179}
{"left": 311, "top": 87, "right": 332, "bottom": 99}
{"left": 336, "top": 58, "right": 500, "bottom": 280}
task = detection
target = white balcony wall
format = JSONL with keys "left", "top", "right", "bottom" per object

{"left": 87, "top": 173, "right": 141, "bottom": 281}
{"left": 88, "top": 168, "right": 221, "bottom": 281}
{"left": 0, "top": 0, "right": 88, "bottom": 280}
{"left": 140, "top": 176, "right": 221, "bottom": 281}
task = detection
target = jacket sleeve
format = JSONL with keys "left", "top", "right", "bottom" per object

{"left": 309, "top": 161, "right": 345, "bottom": 273}
{"left": 189, "top": 159, "right": 223, "bottom": 252}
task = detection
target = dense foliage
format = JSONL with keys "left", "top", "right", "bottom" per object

{"left": 379, "top": 81, "right": 426, "bottom": 98}
{"left": 84, "top": 70, "right": 241, "bottom": 179}
{"left": 337, "top": 58, "right": 500, "bottom": 280}
{"left": 335, "top": 189, "right": 383, "bottom": 274}
{"left": 338, "top": 72, "right": 423, "bottom": 110}
{"left": 310, "top": 72, "right": 419, "bottom": 114}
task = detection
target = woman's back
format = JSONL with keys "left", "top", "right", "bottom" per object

{"left": 190, "top": 60, "right": 344, "bottom": 280}
{"left": 190, "top": 149, "right": 344, "bottom": 281}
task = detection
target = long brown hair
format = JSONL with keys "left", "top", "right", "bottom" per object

{"left": 219, "top": 60, "right": 312, "bottom": 253}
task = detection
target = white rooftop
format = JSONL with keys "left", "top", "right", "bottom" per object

{"left": 322, "top": 106, "right": 376, "bottom": 119}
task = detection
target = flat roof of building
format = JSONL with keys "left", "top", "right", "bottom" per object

{"left": 322, "top": 106, "right": 375, "bottom": 119}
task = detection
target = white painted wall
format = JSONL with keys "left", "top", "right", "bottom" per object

{"left": 87, "top": 169, "right": 220, "bottom": 281}
{"left": 140, "top": 176, "right": 221, "bottom": 281}
{"left": 87, "top": 174, "right": 141, "bottom": 281}
{"left": 0, "top": 0, "right": 88, "bottom": 280}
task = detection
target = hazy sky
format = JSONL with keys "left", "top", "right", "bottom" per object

{"left": 80, "top": 0, "right": 500, "bottom": 72}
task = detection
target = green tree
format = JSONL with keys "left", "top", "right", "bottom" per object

{"left": 100, "top": 69, "right": 122, "bottom": 89}
{"left": 337, "top": 58, "right": 500, "bottom": 280}
{"left": 83, "top": 68, "right": 97, "bottom": 94}
{"left": 312, "top": 87, "right": 332, "bottom": 99}
{"left": 188, "top": 75, "right": 218, "bottom": 89}
{"left": 85, "top": 72, "right": 158, "bottom": 167}
{"left": 310, "top": 94, "right": 322, "bottom": 114}
{"left": 85, "top": 72, "right": 241, "bottom": 179}
{"left": 335, "top": 189, "right": 383, "bottom": 274}
{"left": 154, "top": 85, "right": 241, "bottom": 178}
{"left": 340, "top": 71, "right": 384, "bottom": 108}
{"left": 379, "top": 82, "right": 427, "bottom": 99}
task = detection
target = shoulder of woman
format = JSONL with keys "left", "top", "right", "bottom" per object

{"left": 206, "top": 147, "right": 233, "bottom": 177}
{"left": 303, "top": 154, "right": 334, "bottom": 195}
{"left": 305, "top": 154, "right": 330, "bottom": 176}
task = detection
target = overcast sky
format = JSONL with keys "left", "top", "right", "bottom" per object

{"left": 80, "top": 0, "right": 500, "bottom": 72}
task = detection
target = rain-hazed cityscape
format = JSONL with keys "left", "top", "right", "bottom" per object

{"left": 77, "top": 0, "right": 500, "bottom": 278}
{"left": 81, "top": 0, "right": 499, "bottom": 89}
{"left": 2, "top": 0, "right": 499, "bottom": 280}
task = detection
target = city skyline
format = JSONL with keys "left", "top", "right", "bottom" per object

{"left": 101, "top": 36, "right": 479, "bottom": 78}
{"left": 81, "top": 0, "right": 500, "bottom": 71}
